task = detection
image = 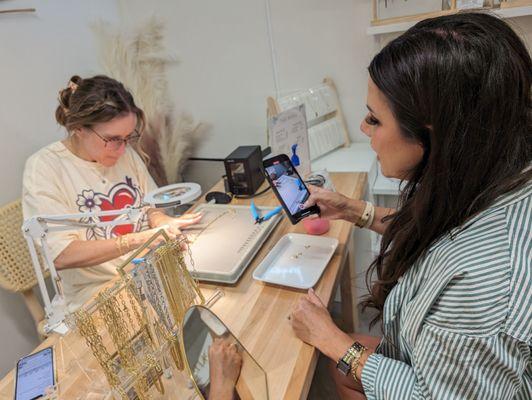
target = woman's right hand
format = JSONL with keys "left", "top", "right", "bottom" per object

{"left": 303, "top": 185, "right": 359, "bottom": 223}
{"left": 127, "top": 225, "right": 181, "bottom": 251}
{"left": 208, "top": 337, "right": 242, "bottom": 400}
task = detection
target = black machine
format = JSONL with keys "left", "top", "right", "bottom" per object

{"left": 224, "top": 146, "right": 265, "bottom": 196}
{"left": 263, "top": 154, "right": 320, "bottom": 224}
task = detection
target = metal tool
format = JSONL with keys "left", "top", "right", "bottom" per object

{"left": 250, "top": 201, "right": 283, "bottom": 224}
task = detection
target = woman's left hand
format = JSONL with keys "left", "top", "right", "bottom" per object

{"left": 171, "top": 212, "right": 203, "bottom": 228}
{"left": 290, "top": 288, "right": 355, "bottom": 362}
{"left": 290, "top": 289, "right": 338, "bottom": 348}
{"left": 158, "top": 212, "right": 203, "bottom": 236}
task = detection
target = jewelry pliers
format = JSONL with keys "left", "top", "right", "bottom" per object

{"left": 250, "top": 201, "right": 283, "bottom": 224}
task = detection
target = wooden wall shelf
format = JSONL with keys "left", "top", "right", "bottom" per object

{"left": 367, "top": 4, "right": 532, "bottom": 35}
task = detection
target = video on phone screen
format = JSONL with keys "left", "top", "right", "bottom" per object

{"left": 265, "top": 160, "right": 309, "bottom": 215}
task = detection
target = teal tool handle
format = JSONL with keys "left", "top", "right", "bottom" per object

{"left": 250, "top": 201, "right": 260, "bottom": 221}
{"left": 262, "top": 206, "right": 283, "bottom": 221}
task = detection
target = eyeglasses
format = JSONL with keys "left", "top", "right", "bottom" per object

{"left": 87, "top": 126, "right": 141, "bottom": 150}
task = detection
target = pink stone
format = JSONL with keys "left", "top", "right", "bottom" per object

{"left": 302, "top": 217, "right": 330, "bottom": 235}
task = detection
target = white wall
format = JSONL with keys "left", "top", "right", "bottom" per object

{"left": 121, "top": 0, "right": 377, "bottom": 189}
{"left": 120, "top": 0, "right": 375, "bottom": 159}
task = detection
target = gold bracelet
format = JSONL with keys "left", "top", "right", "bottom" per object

{"left": 118, "top": 235, "right": 130, "bottom": 255}
{"left": 350, "top": 344, "right": 367, "bottom": 383}
{"left": 115, "top": 236, "right": 123, "bottom": 255}
{"left": 122, "top": 235, "right": 130, "bottom": 253}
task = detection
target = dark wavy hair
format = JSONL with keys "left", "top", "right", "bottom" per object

{"left": 55, "top": 75, "right": 145, "bottom": 133}
{"left": 361, "top": 12, "right": 532, "bottom": 325}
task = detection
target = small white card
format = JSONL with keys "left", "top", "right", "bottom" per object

{"left": 268, "top": 104, "right": 311, "bottom": 176}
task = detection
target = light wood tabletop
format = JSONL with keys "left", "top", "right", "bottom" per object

{"left": 0, "top": 171, "right": 367, "bottom": 400}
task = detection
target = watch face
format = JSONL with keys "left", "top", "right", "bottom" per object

{"left": 353, "top": 342, "right": 366, "bottom": 353}
{"left": 336, "top": 360, "right": 351, "bottom": 376}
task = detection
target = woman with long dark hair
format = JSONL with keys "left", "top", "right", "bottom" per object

{"left": 290, "top": 12, "right": 531, "bottom": 399}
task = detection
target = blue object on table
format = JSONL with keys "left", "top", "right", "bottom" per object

{"left": 250, "top": 201, "right": 283, "bottom": 224}
{"left": 291, "top": 143, "right": 300, "bottom": 167}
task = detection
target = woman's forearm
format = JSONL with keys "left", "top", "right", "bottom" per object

{"left": 208, "top": 386, "right": 234, "bottom": 400}
{"left": 53, "top": 232, "right": 148, "bottom": 270}
{"left": 54, "top": 238, "right": 124, "bottom": 270}
{"left": 147, "top": 208, "right": 171, "bottom": 228}
{"left": 348, "top": 199, "right": 395, "bottom": 235}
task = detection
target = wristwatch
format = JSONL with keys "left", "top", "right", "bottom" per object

{"left": 336, "top": 341, "right": 367, "bottom": 376}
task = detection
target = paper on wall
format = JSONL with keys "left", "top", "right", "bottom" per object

{"left": 268, "top": 104, "right": 311, "bottom": 176}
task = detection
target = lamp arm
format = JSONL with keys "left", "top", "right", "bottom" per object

{"left": 21, "top": 206, "right": 147, "bottom": 333}
{"left": 40, "top": 206, "right": 146, "bottom": 229}
{"left": 23, "top": 234, "right": 53, "bottom": 312}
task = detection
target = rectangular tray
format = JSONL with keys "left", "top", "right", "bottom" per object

{"left": 252, "top": 233, "right": 338, "bottom": 289}
{"left": 183, "top": 204, "right": 282, "bottom": 284}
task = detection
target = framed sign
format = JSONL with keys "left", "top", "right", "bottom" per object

{"left": 268, "top": 104, "right": 311, "bottom": 176}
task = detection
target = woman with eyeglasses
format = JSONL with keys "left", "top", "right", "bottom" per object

{"left": 22, "top": 75, "right": 201, "bottom": 311}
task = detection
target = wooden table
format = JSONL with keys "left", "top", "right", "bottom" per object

{"left": 0, "top": 172, "right": 366, "bottom": 400}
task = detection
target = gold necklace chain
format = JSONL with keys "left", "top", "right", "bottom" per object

{"left": 186, "top": 208, "right": 236, "bottom": 244}
{"left": 73, "top": 279, "right": 163, "bottom": 399}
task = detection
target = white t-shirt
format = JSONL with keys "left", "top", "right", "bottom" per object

{"left": 22, "top": 141, "right": 157, "bottom": 311}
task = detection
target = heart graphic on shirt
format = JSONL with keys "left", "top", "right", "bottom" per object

{"left": 98, "top": 186, "right": 138, "bottom": 236}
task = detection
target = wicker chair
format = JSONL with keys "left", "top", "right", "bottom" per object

{"left": 0, "top": 199, "right": 48, "bottom": 338}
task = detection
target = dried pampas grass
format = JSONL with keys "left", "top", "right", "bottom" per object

{"left": 92, "top": 18, "right": 204, "bottom": 185}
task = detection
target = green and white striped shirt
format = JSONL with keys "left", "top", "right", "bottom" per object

{"left": 361, "top": 183, "right": 531, "bottom": 399}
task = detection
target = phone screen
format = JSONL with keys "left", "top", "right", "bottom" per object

{"left": 15, "top": 347, "right": 55, "bottom": 400}
{"left": 264, "top": 159, "right": 310, "bottom": 216}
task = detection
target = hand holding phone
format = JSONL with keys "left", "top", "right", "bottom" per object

{"left": 263, "top": 154, "right": 320, "bottom": 224}
{"left": 301, "top": 185, "right": 353, "bottom": 221}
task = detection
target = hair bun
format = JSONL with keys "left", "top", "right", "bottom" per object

{"left": 69, "top": 75, "right": 82, "bottom": 86}
{"left": 55, "top": 75, "right": 83, "bottom": 126}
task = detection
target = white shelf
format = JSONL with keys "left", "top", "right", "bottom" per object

{"left": 373, "top": 172, "right": 401, "bottom": 196}
{"left": 367, "top": 5, "right": 532, "bottom": 35}
{"left": 311, "top": 142, "right": 375, "bottom": 173}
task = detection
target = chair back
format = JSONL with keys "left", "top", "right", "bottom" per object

{"left": 0, "top": 200, "right": 41, "bottom": 293}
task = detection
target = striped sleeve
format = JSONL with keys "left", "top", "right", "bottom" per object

{"left": 361, "top": 326, "right": 531, "bottom": 399}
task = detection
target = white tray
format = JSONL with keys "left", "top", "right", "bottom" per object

{"left": 183, "top": 204, "right": 282, "bottom": 284}
{"left": 252, "top": 233, "right": 338, "bottom": 289}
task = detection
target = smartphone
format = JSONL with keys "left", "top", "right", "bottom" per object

{"left": 14, "top": 346, "right": 56, "bottom": 400}
{"left": 263, "top": 154, "right": 320, "bottom": 224}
